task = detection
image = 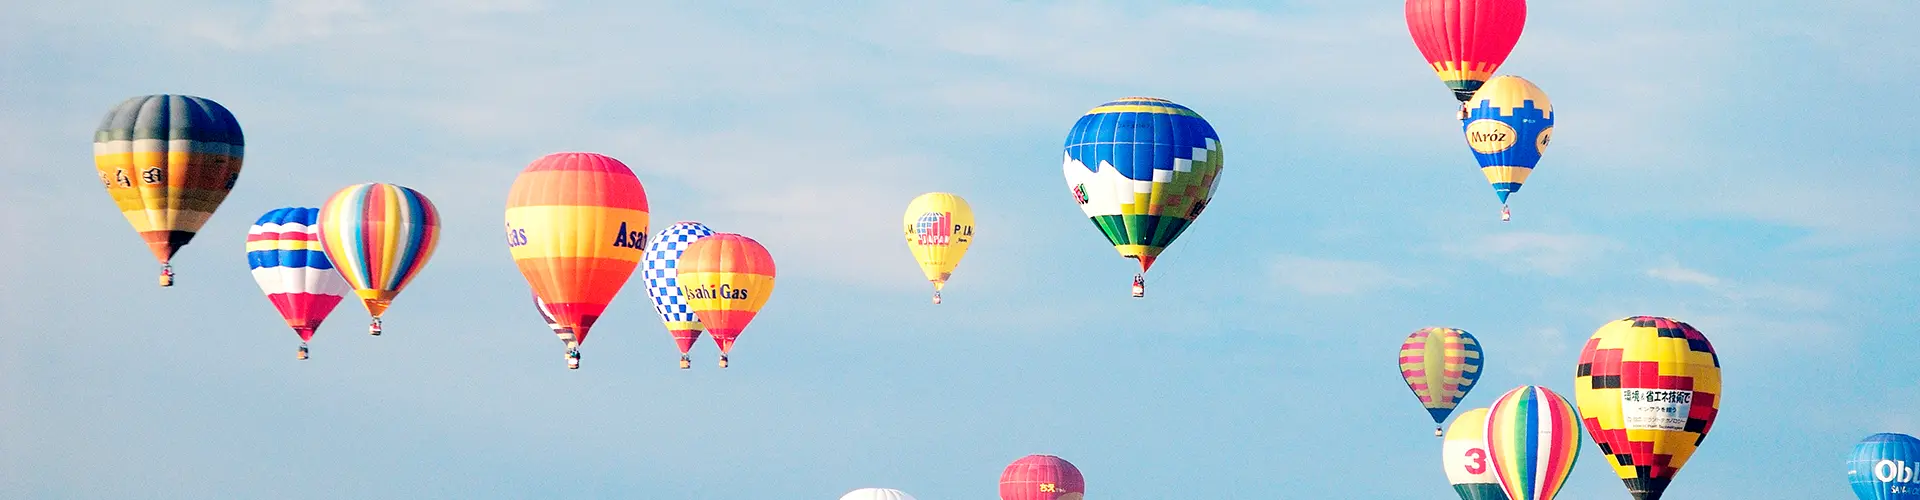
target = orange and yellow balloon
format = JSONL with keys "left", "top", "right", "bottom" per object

{"left": 93, "top": 94, "right": 245, "bottom": 287}
{"left": 505, "top": 152, "right": 650, "bottom": 369}
{"left": 1574, "top": 316, "right": 1722, "bottom": 500}
{"left": 902, "top": 192, "right": 975, "bottom": 304}
{"left": 314, "top": 182, "right": 441, "bottom": 336}
{"left": 676, "top": 233, "right": 775, "bottom": 368}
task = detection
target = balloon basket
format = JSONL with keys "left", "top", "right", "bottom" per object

{"left": 718, "top": 355, "right": 729, "bottom": 369}
{"left": 1435, "top": 427, "right": 1444, "bottom": 437}
{"left": 158, "top": 265, "right": 175, "bottom": 288}
{"left": 679, "top": 355, "right": 691, "bottom": 370}
{"left": 931, "top": 291, "right": 942, "bottom": 305}
{"left": 368, "top": 317, "right": 383, "bottom": 336}
{"left": 1500, "top": 205, "right": 1511, "bottom": 222}
{"left": 297, "top": 344, "right": 310, "bottom": 361}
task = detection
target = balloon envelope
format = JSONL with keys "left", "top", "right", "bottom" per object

{"left": 246, "top": 207, "right": 349, "bottom": 342}
{"left": 903, "top": 192, "right": 975, "bottom": 295}
{"left": 1463, "top": 75, "right": 1553, "bottom": 206}
{"left": 1485, "top": 385, "right": 1581, "bottom": 500}
{"left": 675, "top": 233, "right": 776, "bottom": 356}
{"left": 1000, "top": 454, "right": 1085, "bottom": 500}
{"left": 505, "top": 152, "right": 650, "bottom": 346}
{"left": 1849, "top": 433, "right": 1920, "bottom": 500}
{"left": 840, "top": 488, "right": 917, "bottom": 500}
{"left": 1061, "top": 96, "right": 1222, "bottom": 277}
{"left": 643, "top": 221, "right": 717, "bottom": 355}
{"left": 1444, "top": 408, "right": 1509, "bottom": 500}
{"left": 1573, "top": 316, "right": 1721, "bottom": 500}
{"left": 93, "top": 94, "right": 245, "bottom": 283}
{"left": 315, "top": 182, "right": 441, "bottom": 318}
{"left": 1405, "top": 0, "right": 1528, "bottom": 101}
{"left": 1399, "top": 327, "right": 1486, "bottom": 429}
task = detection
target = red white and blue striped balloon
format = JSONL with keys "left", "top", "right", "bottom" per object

{"left": 247, "top": 207, "right": 350, "bottom": 350}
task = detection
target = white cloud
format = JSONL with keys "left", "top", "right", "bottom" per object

{"left": 1646, "top": 262, "right": 1722, "bottom": 287}
{"left": 1445, "top": 232, "right": 1619, "bottom": 277}
{"left": 1645, "top": 260, "right": 1833, "bottom": 311}
{"left": 1268, "top": 255, "right": 1413, "bottom": 296}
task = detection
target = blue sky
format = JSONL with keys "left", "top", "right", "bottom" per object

{"left": 2, "top": 1, "right": 1916, "bottom": 498}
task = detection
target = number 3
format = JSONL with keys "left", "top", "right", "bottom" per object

{"left": 1464, "top": 448, "right": 1488, "bottom": 474}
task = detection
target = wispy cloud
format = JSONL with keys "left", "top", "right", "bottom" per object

{"left": 1645, "top": 260, "right": 1833, "bottom": 311}
{"left": 1268, "top": 254, "right": 1414, "bottom": 296}
{"left": 1445, "top": 232, "right": 1620, "bottom": 277}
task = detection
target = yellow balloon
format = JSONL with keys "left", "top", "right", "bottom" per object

{"left": 902, "top": 192, "right": 975, "bottom": 304}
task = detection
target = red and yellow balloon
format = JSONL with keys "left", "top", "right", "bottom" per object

{"left": 505, "top": 152, "right": 650, "bottom": 369}
{"left": 675, "top": 233, "right": 775, "bottom": 368}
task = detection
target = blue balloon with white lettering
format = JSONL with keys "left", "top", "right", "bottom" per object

{"left": 1851, "top": 433, "right": 1920, "bottom": 500}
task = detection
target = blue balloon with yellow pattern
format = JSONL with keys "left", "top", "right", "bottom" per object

{"left": 1462, "top": 75, "right": 1553, "bottom": 221}
{"left": 1061, "top": 96, "right": 1223, "bottom": 297}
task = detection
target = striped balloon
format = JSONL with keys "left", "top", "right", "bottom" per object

{"left": 642, "top": 221, "right": 716, "bottom": 369}
{"left": 530, "top": 290, "right": 575, "bottom": 345}
{"left": 675, "top": 233, "right": 775, "bottom": 368}
{"left": 1484, "top": 385, "right": 1582, "bottom": 500}
{"left": 999, "top": 454, "right": 1085, "bottom": 500}
{"left": 93, "top": 94, "right": 245, "bottom": 287}
{"left": 246, "top": 207, "right": 349, "bottom": 359}
{"left": 1443, "top": 408, "right": 1509, "bottom": 500}
{"left": 1399, "top": 327, "right": 1486, "bottom": 436}
{"left": 505, "top": 152, "right": 649, "bottom": 368}
{"left": 1573, "top": 316, "right": 1722, "bottom": 500}
{"left": 1850, "top": 433, "right": 1920, "bottom": 500}
{"left": 315, "top": 182, "right": 441, "bottom": 335}
{"left": 840, "top": 488, "right": 917, "bottom": 500}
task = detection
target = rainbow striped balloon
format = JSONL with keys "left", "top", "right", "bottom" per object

{"left": 1484, "top": 385, "right": 1582, "bottom": 500}
{"left": 676, "top": 233, "right": 775, "bottom": 368}
{"left": 315, "top": 182, "right": 441, "bottom": 335}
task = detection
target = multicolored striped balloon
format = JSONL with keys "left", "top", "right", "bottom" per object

{"left": 1484, "top": 385, "right": 1582, "bottom": 500}
{"left": 1443, "top": 407, "right": 1509, "bottom": 500}
{"left": 1399, "top": 327, "right": 1487, "bottom": 436}
{"left": 675, "top": 233, "right": 775, "bottom": 368}
{"left": 505, "top": 152, "right": 649, "bottom": 369}
{"left": 902, "top": 192, "right": 975, "bottom": 304}
{"left": 1850, "top": 433, "right": 1920, "bottom": 500}
{"left": 1574, "top": 316, "right": 1721, "bottom": 500}
{"left": 93, "top": 94, "right": 245, "bottom": 287}
{"left": 643, "top": 221, "right": 716, "bottom": 369}
{"left": 530, "top": 290, "right": 574, "bottom": 345}
{"left": 315, "top": 182, "right": 441, "bottom": 336}
{"left": 1463, "top": 75, "right": 1554, "bottom": 220}
{"left": 999, "top": 454, "right": 1085, "bottom": 500}
{"left": 246, "top": 207, "right": 349, "bottom": 360}
{"left": 1061, "top": 96, "right": 1223, "bottom": 297}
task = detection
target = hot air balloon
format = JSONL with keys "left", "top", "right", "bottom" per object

{"left": 1573, "top": 316, "right": 1722, "bottom": 500}
{"left": 93, "top": 94, "right": 245, "bottom": 287}
{"left": 840, "top": 488, "right": 918, "bottom": 500}
{"left": 315, "top": 182, "right": 441, "bottom": 336}
{"left": 505, "top": 152, "right": 650, "bottom": 370}
{"left": 1400, "top": 327, "right": 1487, "bottom": 436}
{"left": 1061, "top": 97, "right": 1223, "bottom": 298}
{"left": 1444, "top": 407, "right": 1509, "bottom": 500}
{"left": 246, "top": 207, "right": 349, "bottom": 360}
{"left": 1405, "top": 0, "right": 1528, "bottom": 107}
{"left": 903, "top": 192, "right": 975, "bottom": 304}
{"left": 1850, "top": 433, "right": 1920, "bottom": 500}
{"left": 1463, "top": 75, "right": 1553, "bottom": 222}
{"left": 1000, "top": 454, "right": 1085, "bottom": 500}
{"left": 643, "top": 221, "right": 717, "bottom": 369}
{"left": 1484, "top": 385, "right": 1582, "bottom": 500}
{"left": 531, "top": 290, "right": 576, "bottom": 345}
{"left": 676, "top": 233, "right": 775, "bottom": 368}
